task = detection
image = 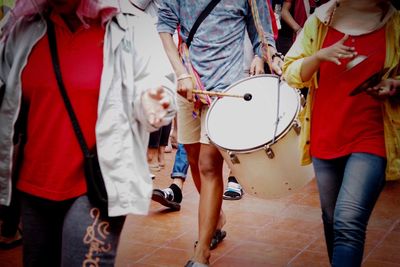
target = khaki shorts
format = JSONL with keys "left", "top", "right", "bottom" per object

{"left": 176, "top": 94, "right": 210, "bottom": 145}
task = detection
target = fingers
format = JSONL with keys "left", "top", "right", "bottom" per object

{"left": 252, "top": 65, "right": 265, "bottom": 75}
{"left": 186, "top": 88, "right": 194, "bottom": 102}
{"left": 249, "top": 65, "right": 256, "bottom": 76}
{"left": 272, "top": 61, "right": 283, "bottom": 75}
{"left": 148, "top": 86, "right": 165, "bottom": 100}
{"left": 177, "top": 79, "right": 195, "bottom": 102}
{"left": 339, "top": 34, "right": 349, "bottom": 44}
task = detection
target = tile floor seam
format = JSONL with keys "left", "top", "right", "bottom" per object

{"left": 212, "top": 240, "right": 304, "bottom": 263}
{"left": 362, "top": 218, "right": 400, "bottom": 263}
{"left": 209, "top": 239, "right": 244, "bottom": 264}
{"left": 286, "top": 235, "right": 319, "bottom": 266}
{"left": 133, "top": 230, "right": 194, "bottom": 265}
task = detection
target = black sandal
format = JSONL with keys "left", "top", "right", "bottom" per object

{"left": 194, "top": 229, "right": 227, "bottom": 250}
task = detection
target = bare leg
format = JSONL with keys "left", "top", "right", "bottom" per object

{"left": 184, "top": 143, "right": 201, "bottom": 192}
{"left": 192, "top": 143, "right": 224, "bottom": 264}
{"left": 147, "top": 147, "right": 160, "bottom": 172}
{"left": 158, "top": 146, "right": 166, "bottom": 168}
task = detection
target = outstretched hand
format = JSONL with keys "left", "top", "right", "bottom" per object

{"left": 142, "top": 86, "right": 171, "bottom": 127}
{"left": 316, "top": 34, "right": 357, "bottom": 65}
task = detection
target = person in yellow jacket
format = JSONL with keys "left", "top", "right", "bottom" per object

{"left": 283, "top": 0, "right": 399, "bottom": 266}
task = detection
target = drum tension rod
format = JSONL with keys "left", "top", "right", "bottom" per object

{"left": 293, "top": 120, "right": 301, "bottom": 135}
{"left": 228, "top": 151, "right": 240, "bottom": 164}
{"left": 264, "top": 145, "right": 275, "bottom": 159}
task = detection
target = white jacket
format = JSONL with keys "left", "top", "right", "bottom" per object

{"left": 0, "top": 7, "right": 177, "bottom": 216}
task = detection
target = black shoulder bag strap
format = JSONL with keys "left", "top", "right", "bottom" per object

{"left": 46, "top": 18, "right": 91, "bottom": 158}
{"left": 46, "top": 18, "right": 108, "bottom": 209}
{"left": 186, "top": 0, "right": 222, "bottom": 47}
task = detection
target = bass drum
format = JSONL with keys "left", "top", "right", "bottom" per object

{"left": 206, "top": 75, "right": 314, "bottom": 199}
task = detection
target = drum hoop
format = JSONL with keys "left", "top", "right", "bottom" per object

{"left": 206, "top": 74, "right": 301, "bottom": 153}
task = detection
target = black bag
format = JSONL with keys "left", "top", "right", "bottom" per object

{"left": 83, "top": 149, "right": 108, "bottom": 210}
{"left": 46, "top": 18, "right": 108, "bottom": 211}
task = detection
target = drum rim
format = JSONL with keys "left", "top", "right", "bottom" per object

{"left": 205, "top": 74, "right": 301, "bottom": 153}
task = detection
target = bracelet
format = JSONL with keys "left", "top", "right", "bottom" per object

{"left": 177, "top": 73, "right": 193, "bottom": 81}
{"left": 272, "top": 52, "right": 284, "bottom": 61}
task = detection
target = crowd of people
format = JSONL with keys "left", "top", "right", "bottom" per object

{"left": 0, "top": 0, "right": 399, "bottom": 267}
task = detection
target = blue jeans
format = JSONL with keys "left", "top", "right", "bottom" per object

{"left": 171, "top": 143, "right": 189, "bottom": 179}
{"left": 312, "top": 153, "right": 386, "bottom": 267}
{"left": 20, "top": 193, "right": 125, "bottom": 267}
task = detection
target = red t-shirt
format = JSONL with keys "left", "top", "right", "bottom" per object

{"left": 310, "top": 27, "right": 386, "bottom": 159}
{"left": 18, "top": 13, "right": 105, "bottom": 200}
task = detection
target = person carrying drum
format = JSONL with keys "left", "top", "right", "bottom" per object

{"left": 283, "top": 0, "right": 400, "bottom": 266}
{"left": 157, "top": 0, "right": 283, "bottom": 266}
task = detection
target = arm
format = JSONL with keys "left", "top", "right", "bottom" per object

{"left": 246, "top": 0, "right": 282, "bottom": 75}
{"left": 128, "top": 15, "right": 177, "bottom": 131}
{"left": 159, "top": 32, "right": 195, "bottom": 102}
{"left": 283, "top": 15, "right": 356, "bottom": 87}
{"left": 281, "top": 1, "right": 302, "bottom": 35}
{"left": 300, "top": 34, "right": 356, "bottom": 81}
{"left": 157, "top": 1, "right": 195, "bottom": 101}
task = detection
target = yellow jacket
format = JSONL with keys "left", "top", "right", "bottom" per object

{"left": 283, "top": 6, "right": 400, "bottom": 180}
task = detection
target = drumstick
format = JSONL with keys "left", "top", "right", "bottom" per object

{"left": 192, "top": 89, "right": 252, "bottom": 101}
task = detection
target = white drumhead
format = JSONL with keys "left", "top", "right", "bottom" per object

{"left": 206, "top": 75, "right": 300, "bottom": 151}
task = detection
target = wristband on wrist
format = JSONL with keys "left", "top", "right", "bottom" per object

{"left": 177, "top": 73, "right": 193, "bottom": 81}
{"left": 272, "top": 52, "right": 284, "bottom": 61}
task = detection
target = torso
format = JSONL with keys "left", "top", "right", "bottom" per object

{"left": 310, "top": 26, "right": 386, "bottom": 159}
{"left": 17, "top": 13, "right": 105, "bottom": 201}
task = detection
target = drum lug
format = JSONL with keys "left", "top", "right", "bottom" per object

{"left": 228, "top": 151, "right": 240, "bottom": 164}
{"left": 300, "top": 94, "right": 306, "bottom": 107}
{"left": 293, "top": 120, "right": 301, "bottom": 135}
{"left": 264, "top": 145, "right": 275, "bottom": 159}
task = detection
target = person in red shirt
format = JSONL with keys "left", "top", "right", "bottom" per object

{"left": 283, "top": 1, "right": 400, "bottom": 266}
{"left": 0, "top": 0, "right": 176, "bottom": 265}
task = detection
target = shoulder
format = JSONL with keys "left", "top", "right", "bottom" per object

{"left": 1, "top": 15, "right": 44, "bottom": 55}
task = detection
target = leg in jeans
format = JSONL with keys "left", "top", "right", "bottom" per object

{"left": 61, "top": 195, "right": 125, "bottom": 267}
{"left": 1, "top": 190, "right": 21, "bottom": 238}
{"left": 21, "top": 193, "right": 125, "bottom": 267}
{"left": 20, "top": 193, "right": 74, "bottom": 267}
{"left": 171, "top": 143, "right": 189, "bottom": 180}
{"left": 313, "top": 153, "right": 386, "bottom": 267}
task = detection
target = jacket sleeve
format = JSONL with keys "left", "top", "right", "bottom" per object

{"left": 283, "top": 14, "right": 320, "bottom": 89}
{"left": 130, "top": 14, "right": 177, "bottom": 132}
{"left": 0, "top": 37, "right": 8, "bottom": 107}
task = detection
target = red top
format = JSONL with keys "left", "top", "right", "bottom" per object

{"left": 310, "top": 27, "right": 386, "bottom": 159}
{"left": 18, "top": 13, "right": 105, "bottom": 200}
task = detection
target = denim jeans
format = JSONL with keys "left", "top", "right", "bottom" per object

{"left": 20, "top": 193, "right": 126, "bottom": 267}
{"left": 312, "top": 153, "right": 386, "bottom": 267}
{"left": 171, "top": 143, "right": 189, "bottom": 179}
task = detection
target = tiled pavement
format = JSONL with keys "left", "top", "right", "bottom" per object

{"left": 1, "top": 147, "right": 400, "bottom": 266}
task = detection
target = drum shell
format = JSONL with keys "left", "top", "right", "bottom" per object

{"left": 218, "top": 125, "right": 314, "bottom": 199}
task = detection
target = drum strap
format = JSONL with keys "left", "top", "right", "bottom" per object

{"left": 186, "top": 0, "right": 222, "bottom": 48}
